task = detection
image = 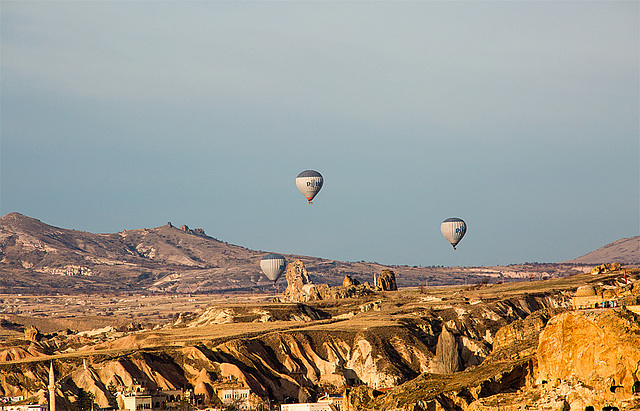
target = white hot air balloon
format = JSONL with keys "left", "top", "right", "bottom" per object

{"left": 441, "top": 218, "right": 467, "bottom": 250}
{"left": 296, "top": 170, "right": 323, "bottom": 204}
{"left": 260, "top": 254, "right": 286, "bottom": 283}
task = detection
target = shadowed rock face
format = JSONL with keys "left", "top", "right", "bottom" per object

{"left": 0, "top": 326, "right": 434, "bottom": 408}
{"left": 378, "top": 270, "right": 397, "bottom": 291}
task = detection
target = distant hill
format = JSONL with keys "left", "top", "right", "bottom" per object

{"left": 564, "top": 236, "right": 640, "bottom": 265}
{"left": 0, "top": 212, "right": 468, "bottom": 293}
{"left": 0, "top": 212, "right": 600, "bottom": 294}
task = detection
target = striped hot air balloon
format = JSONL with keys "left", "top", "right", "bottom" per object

{"left": 260, "top": 254, "right": 286, "bottom": 283}
{"left": 441, "top": 218, "right": 467, "bottom": 250}
{"left": 296, "top": 170, "right": 323, "bottom": 204}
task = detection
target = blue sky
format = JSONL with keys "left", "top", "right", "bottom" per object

{"left": 2, "top": 1, "right": 638, "bottom": 267}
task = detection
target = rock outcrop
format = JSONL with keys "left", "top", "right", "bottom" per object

{"left": 179, "top": 224, "right": 206, "bottom": 237}
{"left": 378, "top": 270, "right": 397, "bottom": 291}
{"left": 430, "top": 327, "right": 461, "bottom": 374}
{"left": 343, "top": 275, "right": 360, "bottom": 287}
{"left": 536, "top": 308, "right": 640, "bottom": 409}
{"left": 590, "top": 262, "right": 622, "bottom": 274}
{"left": 281, "top": 261, "right": 376, "bottom": 302}
{"left": 281, "top": 260, "right": 318, "bottom": 302}
{"left": 23, "top": 326, "right": 41, "bottom": 342}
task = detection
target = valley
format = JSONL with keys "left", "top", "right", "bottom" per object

{"left": 1, "top": 268, "right": 639, "bottom": 410}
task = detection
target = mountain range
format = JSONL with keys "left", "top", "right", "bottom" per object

{"left": 1, "top": 212, "right": 636, "bottom": 294}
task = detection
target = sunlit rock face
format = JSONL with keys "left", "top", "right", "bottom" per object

{"left": 282, "top": 260, "right": 315, "bottom": 302}
{"left": 536, "top": 309, "right": 640, "bottom": 408}
{"left": 429, "top": 327, "right": 461, "bottom": 374}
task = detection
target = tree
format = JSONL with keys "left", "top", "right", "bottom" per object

{"left": 106, "top": 381, "right": 119, "bottom": 409}
{"left": 74, "top": 388, "right": 95, "bottom": 411}
{"left": 177, "top": 396, "right": 193, "bottom": 411}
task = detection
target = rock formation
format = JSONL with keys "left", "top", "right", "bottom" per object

{"left": 24, "top": 326, "right": 41, "bottom": 342}
{"left": 536, "top": 308, "right": 640, "bottom": 409}
{"left": 7, "top": 279, "right": 628, "bottom": 410}
{"left": 281, "top": 260, "right": 319, "bottom": 302}
{"left": 343, "top": 275, "right": 360, "bottom": 287}
{"left": 281, "top": 261, "right": 378, "bottom": 302}
{"left": 179, "top": 224, "right": 206, "bottom": 236}
{"left": 430, "top": 327, "right": 461, "bottom": 374}
{"left": 378, "top": 270, "right": 397, "bottom": 291}
{"left": 590, "top": 262, "right": 622, "bottom": 274}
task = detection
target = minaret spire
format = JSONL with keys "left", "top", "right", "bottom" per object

{"left": 48, "top": 362, "right": 55, "bottom": 411}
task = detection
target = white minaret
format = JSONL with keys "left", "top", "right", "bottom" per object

{"left": 48, "top": 362, "right": 55, "bottom": 411}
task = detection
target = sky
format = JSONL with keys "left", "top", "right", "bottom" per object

{"left": 1, "top": 1, "right": 638, "bottom": 268}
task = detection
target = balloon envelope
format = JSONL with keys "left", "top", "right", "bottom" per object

{"left": 441, "top": 218, "right": 467, "bottom": 250}
{"left": 260, "top": 253, "right": 286, "bottom": 282}
{"left": 296, "top": 170, "right": 323, "bottom": 203}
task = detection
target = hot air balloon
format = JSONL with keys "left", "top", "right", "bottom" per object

{"left": 441, "top": 218, "right": 467, "bottom": 250}
{"left": 260, "top": 253, "right": 286, "bottom": 283}
{"left": 296, "top": 170, "right": 323, "bottom": 204}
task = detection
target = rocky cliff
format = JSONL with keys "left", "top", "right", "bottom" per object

{"left": 535, "top": 309, "right": 640, "bottom": 410}
{"left": 0, "top": 289, "right": 572, "bottom": 409}
{"left": 2, "top": 269, "right": 638, "bottom": 410}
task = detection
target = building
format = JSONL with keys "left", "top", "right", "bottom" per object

{"left": 3, "top": 405, "right": 48, "bottom": 411}
{"left": 119, "top": 388, "right": 185, "bottom": 411}
{"left": 279, "top": 395, "right": 342, "bottom": 411}
{"left": 573, "top": 280, "right": 640, "bottom": 310}
{"left": 121, "top": 393, "right": 152, "bottom": 411}
{"left": 573, "top": 285, "right": 603, "bottom": 309}
{"left": 317, "top": 394, "right": 342, "bottom": 411}
{"left": 217, "top": 388, "right": 251, "bottom": 410}
{"left": 0, "top": 396, "right": 25, "bottom": 405}
{"left": 4, "top": 363, "right": 54, "bottom": 411}
{"left": 572, "top": 285, "right": 624, "bottom": 309}
{"left": 280, "top": 403, "right": 334, "bottom": 411}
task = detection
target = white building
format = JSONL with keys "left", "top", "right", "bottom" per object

{"left": 121, "top": 393, "right": 152, "bottom": 411}
{"left": 280, "top": 403, "right": 334, "bottom": 411}
{"left": 280, "top": 394, "right": 342, "bottom": 411}
{"left": 217, "top": 388, "right": 251, "bottom": 410}
{"left": 4, "top": 405, "right": 49, "bottom": 411}
{"left": 119, "top": 388, "right": 185, "bottom": 410}
{"left": 318, "top": 394, "right": 342, "bottom": 411}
